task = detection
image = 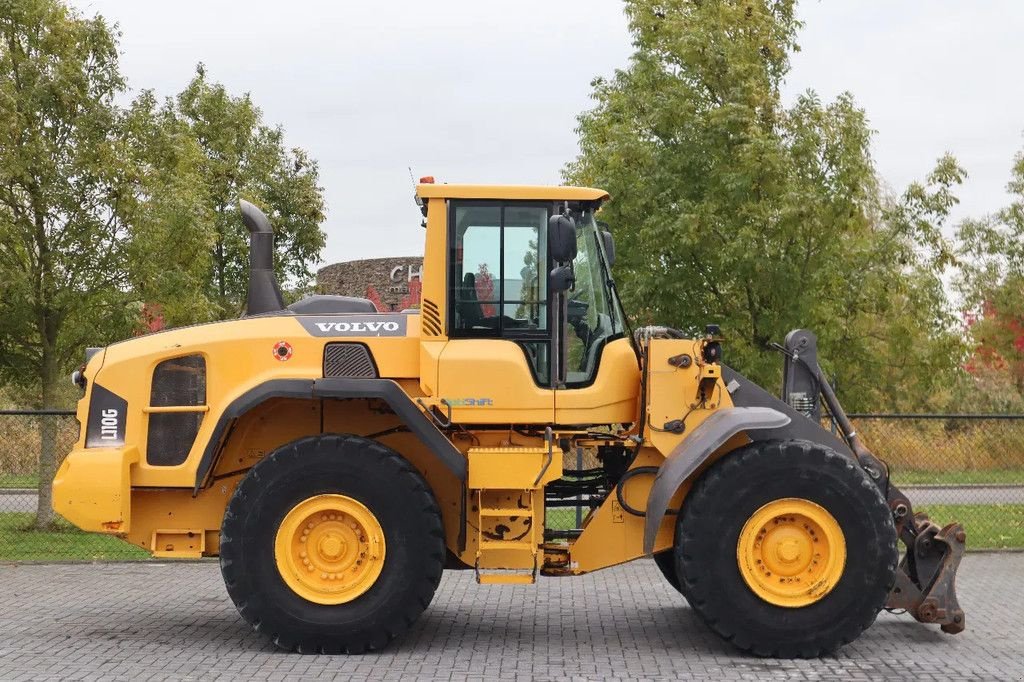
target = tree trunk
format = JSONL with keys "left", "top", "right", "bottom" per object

{"left": 33, "top": 350, "right": 59, "bottom": 529}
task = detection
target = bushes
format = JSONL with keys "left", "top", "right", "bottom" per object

{"left": 853, "top": 417, "right": 1024, "bottom": 477}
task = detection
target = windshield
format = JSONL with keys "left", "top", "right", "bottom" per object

{"left": 565, "top": 209, "right": 627, "bottom": 385}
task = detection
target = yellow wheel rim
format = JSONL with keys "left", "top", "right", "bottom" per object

{"left": 274, "top": 494, "right": 386, "bottom": 605}
{"left": 736, "top": 498, "right": 846, "bottom": 608}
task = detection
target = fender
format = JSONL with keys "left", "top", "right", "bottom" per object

{"left": 642, "top": 406, "right": 791, "bottom": 553}
{"left": 193, "top": 377, "right": 467, "bottom": 492}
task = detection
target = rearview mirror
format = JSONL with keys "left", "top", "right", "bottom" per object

{"left": 601, "top": 230, "right": 615, "bottom": 267}
{"left": 548, "top": 214, "right": 577, "bottom": 263}
{"left": 549, "top": 265, "right": 574, "bottom": 293}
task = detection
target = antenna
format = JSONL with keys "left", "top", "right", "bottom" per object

{"left": 410, "top": 166, "right": 427, "bottom": 224}
{"left": 410, "top": 166, "right": 424, "bottom": 210}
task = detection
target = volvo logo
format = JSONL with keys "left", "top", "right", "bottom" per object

{"left": 298, "top": 315, "right": 408, "bottom": 337}
{"left": 314, "top": 321, "right": 400, "bottom": 334}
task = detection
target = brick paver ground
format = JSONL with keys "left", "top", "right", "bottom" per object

{"left": 1, "top": 554, "right": 1021, "bottom": 680}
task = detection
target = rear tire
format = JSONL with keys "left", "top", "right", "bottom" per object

{"left": 220, "top": 434, "right": 445, "bottom": 654}
{"left": 675, "top": 439, "right": 897, "bottom": 658}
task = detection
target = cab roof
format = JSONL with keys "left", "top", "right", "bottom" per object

{"left": 415, "top": 183, "right": 609, "bottom": 202}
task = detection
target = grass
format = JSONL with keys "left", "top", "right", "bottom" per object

{"left": 0, "top": 473, "right": 39, "bottom": 489}
{"left": 914, "top": 503, "right": 1024, "bottom": 550}
{"left": 0, "top": 512, "right": 148, "bottom": 562}
{"left": 892, "top": 469, "right": 1024, "bottom": 486}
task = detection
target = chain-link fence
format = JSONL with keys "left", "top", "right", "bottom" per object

{"left": 2, "top": 411, "right": 1023, "bottom": 561}
{"left": 843, "top": 413, "right": 1024, "bottom": 551}
{"left": 0, "top": 410, "right": 147, "bottom": 561}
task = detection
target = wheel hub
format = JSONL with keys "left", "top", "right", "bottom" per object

{"left": 274, "top": 494, "right": 386, "bottom": 604}
{"left": 318, "top": 533, "right": 346, "bottom": 560}
{"left": 736, "top": 498, "right": 846, "bottom": 608}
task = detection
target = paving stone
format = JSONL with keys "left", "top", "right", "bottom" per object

{"left": 0, "top": 554, "right": 1019, "bottom": 680}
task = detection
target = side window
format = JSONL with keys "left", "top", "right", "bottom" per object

{"left": 451, "top": 205, "right": 501, "bottom": 331}
{"left": 146, "top": 355, "right": 207, "bottom": 466}
{"left": 449, "top": 202, "right": 550, "bottom": 384}
{"left": 450, "top": 204, "right": 547, "bottom": 334}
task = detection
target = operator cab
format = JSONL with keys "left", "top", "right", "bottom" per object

{"left": 445, "top": 196, "right": 627, "bottom": 387}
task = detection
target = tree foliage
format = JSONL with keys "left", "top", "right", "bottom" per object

{"left": 0, "top": 1, "right": 211, "bottom": 402}
{"left": 0, "top": 0, "right": 327, "bottom": 524}
{"left": 0, "top": 2, "right": 329, "bottom": 400}
{"left": 166, "top": 65, "right": 326, "bottom": 318}
{"left": 565, "top": 0, "right": 965, "bottom": 410}
{"left": 957, "top": 147, "right": 1024, "bottom": 405}
{"left": 0, "top": 0, "right": 205, "bottom": 525}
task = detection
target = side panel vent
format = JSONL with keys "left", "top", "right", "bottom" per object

{"left": 147, "top": 354, "right": 206, "bottom": 466}
{"left": 421, "top": 298, "right": 443, "bottom": 337}
{"left": 323, "top": 343, "right": 378, "bottom": 378}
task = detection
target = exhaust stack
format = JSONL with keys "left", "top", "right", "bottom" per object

{"left": 240, "top": 200, "right": 285, "bottom": 316}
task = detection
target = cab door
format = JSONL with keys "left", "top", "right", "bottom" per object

{"left": 552, "top": 207, "right": 639, "bottom": 425}
{"left": 436, "top": 202, "right": 554, "bottom": 424}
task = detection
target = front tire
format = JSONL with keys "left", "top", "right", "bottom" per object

{"left": 653, "top": 549, "right": 683, "bottom": 594}
{"left": 675, "top": 439, "right": 897, "bottom": 658}
{"left": 220, "top": 434, "right": 445, "bottom": 654}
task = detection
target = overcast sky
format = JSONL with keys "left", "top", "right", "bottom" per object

{"left": 71, "top": 0, "right": 1024, "bottom": 267}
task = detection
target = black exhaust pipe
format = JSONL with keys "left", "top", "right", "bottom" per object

{"left": 240, "top": 199, "right": 285, "bottom": 316}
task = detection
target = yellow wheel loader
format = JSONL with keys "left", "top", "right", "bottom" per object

{"left": 54, "top": 181, "right": 965, "bottom": 657}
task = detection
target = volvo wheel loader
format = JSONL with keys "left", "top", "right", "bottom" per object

{"left": 54, "top": 181, "right": 966, "bottom": 657}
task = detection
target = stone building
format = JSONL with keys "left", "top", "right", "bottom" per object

{"left": 316, "top": 257, "right": 424, "bottom": 311}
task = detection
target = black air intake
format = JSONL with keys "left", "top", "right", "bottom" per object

{"left": 323, "top": 343, "right": 378, "bottom": 378}
{"left": 240, "top": 200, "right": 285, "bottom": 316}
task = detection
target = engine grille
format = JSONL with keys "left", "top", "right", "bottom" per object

{"left": 323, "top": 343, "right": 378, "bottom": 378}
{"left": 147, "top": 354, "right": 205, "bottom": 466}
{"left": 147, "top": 412, "right": 204, "bottom": 466}
{"left": 150, "top": 355, "right": 205, "bottom": 407}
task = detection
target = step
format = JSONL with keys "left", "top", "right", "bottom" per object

{"left": 468, "top": 446, "right": 561, "bottom": 489}
{"left": 477, "top": 573, "right": 536, "bottom": 585}
{"left": 479, "top": 539, "right": 535, "bottom": 551}
{"left": 479, "top": 507, "right": 532, "bottom": 517}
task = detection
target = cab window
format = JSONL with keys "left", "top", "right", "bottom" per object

{"left": 450, "top": 203, "right": 548, "bottom": 334}
{"left": 449, "top": 202, "right": 550, "bottom": 383}
{"left": 564, "top": 208, "right": 626, "bottom": 387}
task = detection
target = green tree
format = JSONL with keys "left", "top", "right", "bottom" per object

{"left": 0, "top": 0, "right": 206, "bottom": 526}
{"left": 0, "top": 0, "right": 131, "bottom": 528}
{"left": 167, "top": 65, "right": 327, "bottom": 317}
{"left": 121, "top": 90, "right": 214, "bottom": 326}
{"left": 957, "top": 147, "right": 1024, "bottom": 402}
{"left": 565, "top": 0, "right": 964, "bottom": 410}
